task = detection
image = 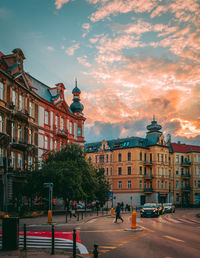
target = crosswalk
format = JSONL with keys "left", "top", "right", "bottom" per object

{"left": 137, "top": 216, "right": 200, "bottom": 225}
{"left": 0, "top": 235, "right": 88, "bottom": 254}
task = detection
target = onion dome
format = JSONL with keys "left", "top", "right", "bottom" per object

{"left": 70, "top": 78, "right": 84, "bottom": 113}
{"left": 146, "top": 116, "right": 162, "bottom": 132}
{"left": 72, "top": 78, "right": 81, "bottom": 93}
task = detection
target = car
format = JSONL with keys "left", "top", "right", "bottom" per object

{"left": 163, "top": 203, "right": 175, "bottom": 213}
{"left": 140, "top": 203, "right": 160, "bottom": 217}
{"left": 76, "top": 203, "right": 85, "bottom": 209}
{"left": 157, "top": 203, "right": 164, "bottom": 215}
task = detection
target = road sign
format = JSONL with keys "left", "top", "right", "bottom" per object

{"left": 43, "top": 183, "right": 53, "bottom": 188}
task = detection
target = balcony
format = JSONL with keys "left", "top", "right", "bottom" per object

{"left": 181, "top": 173, "right": 190, "bottom": 179}
{"left": 181, "top": 185, "right": 191, "bottom": 192}
{"left": 144, "top": 187, "right": 153, "bottom": 193}
{"left": 144, "top": 174, "right": 153, "bottom": 179}
{"left": 12, "top": 109, "right": 29, "bottom": 123}
{"left": 181, "top": 160, "right": 191, "bottom": 167}
{"left": 56, "top": 129, "right": 68, "bottom": 138}
{"left": 11, "top": 138, "right": 28, "bottom": 150}
{"left": 143, "top": 160, "right": 153, "bottom": 166}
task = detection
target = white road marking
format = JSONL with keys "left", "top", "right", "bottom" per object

{"left": 86, "top": 219, "right": 97, "bottom": 224}
{"left": 164, "top": 235, "right": 184, "bottom": 242}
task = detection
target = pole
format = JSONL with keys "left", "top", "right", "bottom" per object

{"left": 51, "top": 224, "right": 55, "bottom": 255}
{"left": 23, "top": 224, "right": 26, "bottom": 250}
{"left": 73, "top": 229, "right": 76, "bottom": 258}
{"left": 3, "top": 157, "right": 8, "bottom": 214}
{"left": 93, "top": 244, "right": 98, "bottom": 258}
{"left": 51, "top": 186, "right": 53, "bottom": 222}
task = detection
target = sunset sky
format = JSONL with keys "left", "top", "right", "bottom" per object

{"left": 0, "top": 0, "right": 200, "bottom": 144}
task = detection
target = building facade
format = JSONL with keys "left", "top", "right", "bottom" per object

{"left": 0, "top": 48, "right": 86, "bottom": 207}
{"left": 85, "top": 120, "right": 200, "bottom": 207}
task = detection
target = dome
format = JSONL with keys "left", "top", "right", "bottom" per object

{"left": 146, "top": 120, "right": 162, "bottom": 132}
{"left": 70, "top": 99, "right": 84, "bottom": 113}
{"left": 72, "top": 86, "right": 81, "bottom": 94}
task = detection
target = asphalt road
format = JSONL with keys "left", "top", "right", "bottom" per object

{"left": 1, "top": 209, "right": 200, "bottom": 257}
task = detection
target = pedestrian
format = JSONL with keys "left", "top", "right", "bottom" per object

{"left": 121, "top": 202, "right": 124, "bottom": 212}
{"left": 114, "top": 202, "right": 124, "bottom": 223}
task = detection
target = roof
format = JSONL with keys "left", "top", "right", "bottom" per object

{"left": 170, "top": 143, "right": 200, "bottom": 153}
{"left": 26, "top": 73, "right": 53, "bottom": 103}
{"left": 85, "top": 136, "right": 148, "bottom": 153}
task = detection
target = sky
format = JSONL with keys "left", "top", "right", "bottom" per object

{"left": 0, "top": 0, "right": 200, "bottom": 144}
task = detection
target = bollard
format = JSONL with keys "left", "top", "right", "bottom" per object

{"left": 66, "top": 212, "right": 68, "bottom": 223}
{"left": 131, "top": 211, "right": 136, "bottom": 229}
{"left": 93, "top": 244, "right": 98, "bottom": 258}
{"left": 73, "top": 229, "right": 76, "bottom": 258}
{"left": 111, "top": 208, "right": 114, "bottom": 217}
{"left": 51, "top": 224, "right": 55, "bottom": 255}
{"left": 23, "top": 224, "right": 26, "bottom": 250}
{"left": 48, "top": 210, "right": 52, "bottom": 224}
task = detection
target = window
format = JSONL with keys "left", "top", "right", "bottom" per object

{"left": 195, "top": 167, "right": 197, "bottom": 176}
{"left": 110, "top": 154, "right": 112, "bottom": 162}
{"left": 127, "top": 166, "right": 131, "bottom": 175}
{"left": 144, "top": 167, "right": 146, "bottom": 175}
{"left": 110, "top": 167, "right": 112, "bottom": 176}
{"left": 139, "top": 166, "right": 142, "bottom": 175}
{"left": 157, "top": 153, "right": 159, "bottom": 161}
{"left": 181, "top": 167, "right": 184, "bottom": 175}
{"left": 161, "top": 154, "right": 163, "bottom": 162}
{"left": 55, "top": 140, "right": 58, "bottom": 151}
{"left": 118, "top": 167, "right": 122, "bottom": 175}
{"left": 165, "top": 181, "right": 167, "bottom": 189}
{"left": 139, "top": 180, "right": 142, "bottom": 189}
{"left": 100, "top": 155, "right": 104, "bottom": 163}
{"left": 118, "top": 153, "right": 122, "bottom": 162}
{"left": 18, "top": 153, "right": 22, "bottom": 169}
{"left": 161, "top": 181, "right": 163, "bottom": 189}
{"left": 106, "top": 168, "right": 108, "bottom": 176}
{"left": 176, "top": 155, "right": 179, "bottom": 163}
{"left": 127, "top": 152, "right": 131, "bottom": 161}
{"left": 55, "top": 116, "right": 59, "bottom": 129}
{"left": 60, "top": 117, "right": 64, "bottom": 130}
{"left": 28, "top": 156, "right": 33, "bottom": 170}
{"left": 78, "top": 127, "right": 81, "bottom": 137}
{"left": 12, "top": 89, "right": 17, "bottom": 106}
{"left": 181, "top": 181, "right": 184, "bottom": 188}
{"left": 140, "top": 152, "right": 142, "bottom": 161}
{"left": 165, "top": 154, "right": 167, "bottom": 162}
{"left": 150, "top": 153, "right": 152, "bottom": 162}
{"left": 128, "top": 180, "right": 131, "bottom": 189}
{"left": 11, "top": 152, "right": 15, "bottom": 169}
{"left": 161, "top": 168, "right": 164, "bottom": 176}
{"left": 30, "top": 102, "right": 34, "bottom": 117}
{"left": 44, "top": 136, "right": 49, "bottom": 149}
{"left": 176, "top": 168, "right": 179, "bottom": 175}
{"left": 0, "top": 115, "right": 4, "bottom": 133}
{"left": 60, "top": 141, "right": 64, "bottom": 149}
{"left": 118, "top": 181, "right": 122, "bottom": 189}
{"left": 144, "top": 153, "right": 146, "bottom": 161}
{"left": 69, "top": 122, "right": 73, "bottom": 134}
{"left": 0, "top": 147, "right": 4, "bottom": 166}
{"left": 194, "top": 180, "right": 196, "bottom": 188}
{"left": 157, "top": 167, "right": 160, "bottom": 176}
{"left": 176, "top": 193, "right": 179, "bottom": 202}
{"left": 176, "top": 180, "right": 179, "bottom": 189}
{"left": 19, "top": 95, "right": 23, "bottom": 111}
{"left": 11, "top": 122, "right": 15, "bottom": 140}
{"left": 157, "top": 181, "right": 160, "bottom": 189}
{"left": 45, "top": 111, "right": 49, "bottom": 124}
{"left": 106, "top": 154, "right": 108, "bottom": 163}
{"left": 0, "top": 82, "right": 4, "bottom": 100}
{"left": 29, "top": 129, "right": 33, "bottom": 144}
{"left": 198, "top": 181, "right": 200, "bottom": 188}
{"left": 18, "top": 125, "right": 22, "bottom": 141}
{"left": 165, "top": 168, "right": 167, "bottom": 176}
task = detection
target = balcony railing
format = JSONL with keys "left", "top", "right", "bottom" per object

{"left": 11, "top": 137, "right": 28, "bottom": 150}
{"left": 181, "top": 185, "right": 191, "bottom": 191}
{"left": 181, "top": 173, "right": 190, "bottom": 179}
{"left": 144, "top": 174, "right": 153, "bottom": 179}
{"left": 181, "top": 160, "right": 191, "bottom": 166}
{"left": 144, "top": 187, "right": 153, "bottom": 193}
{"left": 56, "top": 129, "right": 68, "bottom": 137}
{"left": 143, "top": 160, "right": 153, "bottom": 166}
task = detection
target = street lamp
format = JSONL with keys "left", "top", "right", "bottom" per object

{"left": 130, "top": 196, "right": 133, "bottom": 211}
{"left": 43, "top": 182, "right": 53, "bottom": 223}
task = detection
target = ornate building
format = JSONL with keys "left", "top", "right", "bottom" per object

{"left": 0, "top": 48, "right": 86, "bottom": 207}
{"left": 85, "top": 119, "right": 200, "bottom": 206}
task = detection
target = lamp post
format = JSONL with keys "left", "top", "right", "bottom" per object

{"left": 130, "top": 196, "right": 133, "bottom": 211}
{"left": 43, "top": 183, "right": 53, "bottom": 223}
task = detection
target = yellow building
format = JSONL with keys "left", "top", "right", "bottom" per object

{"left": 85, "top": 119, "right": 200, "bottom": 207}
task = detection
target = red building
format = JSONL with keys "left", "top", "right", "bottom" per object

{"left": 27, "top": 75, "right": 86, "bottom": 162}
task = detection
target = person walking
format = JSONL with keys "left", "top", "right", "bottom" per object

{"left": 114, "top": 202, "right": 124, "bottom": 223}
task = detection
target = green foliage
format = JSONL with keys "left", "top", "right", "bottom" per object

{"left": 23, "top": 143, "right": 109, "bottom": 205}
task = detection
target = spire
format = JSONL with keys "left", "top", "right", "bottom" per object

{"left": 75, "top": 77, "right": 77, "bottom": 88}
{"left": 153, "top": 114, "right": 155, "bottom": 121}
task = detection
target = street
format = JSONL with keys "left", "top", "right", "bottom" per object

{"left": 1, "top": 208, "right": 198, "bottom": 258}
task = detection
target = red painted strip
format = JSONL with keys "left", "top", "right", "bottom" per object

{"left": 152, "top": 218, "right": 159, "bottom": 223}
{"left": 182, "top": 218, "right": 200, "bottom": 224}
{"left": 163, "top": 218, "right": 173, "bottom": 223}
{"left": 0, "top": 231, "right": 81, "bottom": 243}
{"left": 141, "top": 218, "right": 147, "bottom": 223}
{"left": 174, "top": 218, "right": 187, "bottom": 223}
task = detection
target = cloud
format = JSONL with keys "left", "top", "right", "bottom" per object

{"left": 77, "top": 56, "right": 91, "bottom": 67}
{"left": 47, "top": 46, "right": 54, "bottom": 51}
{"left": 82, "top": 23, "right": 90, "bottom": 38}
{"left": 65, "top": 43, "right": 80, "bottom": 56}
{"left": 55, "top": 0, "right": 71, "bottom": 9}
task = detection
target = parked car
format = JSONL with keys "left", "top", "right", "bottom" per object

{"left": 76, "top": 203, "right": 85, "bottom": 209}
{"left": 163, "top": 203, "right": 175, "bottom": 213}
{"left": 157, "top": 203, "right": 164, "bottom": 215}
{"left": 140, "top": 203, "right": 160, "bottom": 217}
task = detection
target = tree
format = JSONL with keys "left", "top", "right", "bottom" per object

{"left": 23, "top": 143, "right": 102, "bottom": 207}
{"left": 95, "top": 168, "right": 110, "bottom": 207}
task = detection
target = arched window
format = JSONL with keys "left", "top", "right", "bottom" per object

{"left": 118, "top": 153, "right": 122, "bottom": 162}
{"left": 140, "top": 152, "right": 142, "bottom": 161}
{"left": 127, "top": 152, "right": 131, "bottom": 161}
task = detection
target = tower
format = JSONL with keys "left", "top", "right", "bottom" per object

{"left": 146, "top": 116, "right": 163, "bottom": 146}
{"left": 70, "top": 79, "right": 84, "bottom": 115}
